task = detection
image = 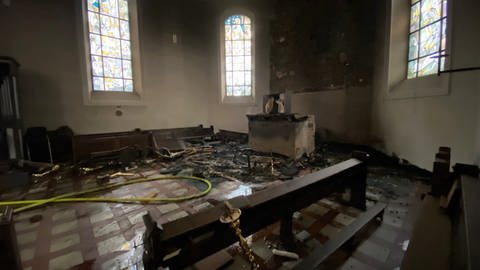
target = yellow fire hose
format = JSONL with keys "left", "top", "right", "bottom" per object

{"left": 0, "top": 175, "right": 212, "bottom": 214}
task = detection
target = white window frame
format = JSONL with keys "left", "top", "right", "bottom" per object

{"left": 219, "top": 9, "right": 256, "bottom": 105}
{"left": 384, "top": 0, "right": 452, "bottom": 99}
{"left": 78, "top": 0, "right": 144, "bottom": 106}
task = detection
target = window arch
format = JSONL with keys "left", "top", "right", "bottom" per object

{"left": 221, "top": 14, "right": 254, "bottom": 102}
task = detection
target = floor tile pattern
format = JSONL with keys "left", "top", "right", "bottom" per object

{"left": 4, "top": 164, "right": 427, "bottom": 270}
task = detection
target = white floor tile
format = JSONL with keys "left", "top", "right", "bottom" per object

{"left": 15, "top": 220, "right": 40, "bottom": 232}
{"left": 383, "top": 214, "right": 404, "bottom": 228}
{"left": 319, "top": 224, "right": 340, "bottom": 238}
{"left": 121, "top": 204, "right": 142, "bottom": 214}
{"left": 166, "top": 210, "right": 188, "bottom": 222}
{"left": 52, "top": 220, "right": 77, "bottom": 235}
{"left": 52, "top": 209, "right": 76, "bottom": 222}
{"left": 295, "top": 230, "right": 311, "bottom": 242}
{"left": 305, "top": 203, "right": 330, "bottom": 216}
{"left": 339, "top": 257, "right": 375, "bottom": 270}
{"left": 357, "top": 240, "right": 391, "bottom": 263}
{"left": 157, "top": 203, "right": 180, "bottom": 214}
{"left": 93, "top": 221, "right": 120, "bottom": 238}
{"left": 49, "top": 251, "right": 84, "bottom": 270}
{"left": 373, "top": 226, "right": 398, "bottom": 243}
{"left": 192, "top": 202, "right": 212, "bottom": 212}
{"left": 20, "top": 248, "right": 35, "bottom": 262}
{"left": 17, "top": 231, "right": 37, "bottom": 245}
{"left": 334, "top": 213, "right": 356, "bottom": 226}
{"left": 90, "top": 210, "right": 114, "bottom": 224}
{"left": 50, "top": 233, "right": 80, "bottom": 252}
{"left": 127, "top": 211, "right": 148, "bottom": 225}
{"left": 97, "top": 235, "right": 127, "bottom": 256}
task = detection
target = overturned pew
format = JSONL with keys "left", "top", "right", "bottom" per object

{"left": 142, "top": 158, "right": 384, "bottom": 270}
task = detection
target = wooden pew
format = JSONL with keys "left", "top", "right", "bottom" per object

{"left": 401, "top": 147, "right": 480, "bottom": 270}
{"left": 294, "top": 202, "right": 385, "bottom": 270}
{"left": 71, "top": 125, "right": 213, "bottom": 162}
{"left": 142, "top": 158, "right": 372, "bottom": 270}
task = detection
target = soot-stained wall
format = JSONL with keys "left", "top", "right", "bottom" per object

{"left": 0, "top": 0, "right": 376, "bottom": 143}
{"left": 269, "top": 0, "right": 376, "bottom": 143}
{"left": 270, "top": 0, "right": 376, "bottom": 92}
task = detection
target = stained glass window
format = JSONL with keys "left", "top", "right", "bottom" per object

{"left": 224, "top": 15, "right": 253, "bottom": 97}
{"left": 86, "top": 0, "right": 134, "bottom": 92}
{"left": 407, "top": 0, "right": 447, "bottom": 78}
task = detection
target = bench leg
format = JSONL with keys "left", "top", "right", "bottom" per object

{"left": 280, "top": 212, "right": 294, "bottom": 245}
{"left": 350, "top": 170, "right": 367, "bottom": 211}
{"left": 376, "top": 209, "right": 385, "bottom": 222}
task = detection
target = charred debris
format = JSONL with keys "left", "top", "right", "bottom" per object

{"left": 1, "top": 128, "right": 430, "bottom": 200}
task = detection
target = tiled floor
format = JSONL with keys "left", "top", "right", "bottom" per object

{"left": 4, "top": 166, "right": 281, "bottom": 270}
{"left": 192, "top": 167, "right": 428, "bottom": 270}
{"left": 4, "top": 158, "right": 429, "bottom": 270}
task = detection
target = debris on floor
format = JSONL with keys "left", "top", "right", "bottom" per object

{"left": 1, "top": 130, "right": 432, "bottom": 270}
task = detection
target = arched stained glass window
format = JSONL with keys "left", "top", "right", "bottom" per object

{"left": 223, "top": 15, "right": 253, "bottom": 97}
{"left": 407, "top": 0, "right": 448, "bottom": 78}
{"left": 85, "top": 0, "right": 135, "bottom": 92}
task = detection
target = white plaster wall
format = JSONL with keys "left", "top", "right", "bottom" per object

{"left": 0, "top": 0, "right": 386, "bottom": 154}
{"left": 0, "top": 0, "right": 212, "bottom": 134}
{"left": 0, "top": 0, "right": 275, "bottom": 135}
{"left": 206, "top": 0, "right": 273, "bottom": 133}
{"left": 0, "top": 0, "right": 371, "bottom": 144}
{"left": 371, "top": 0, "right": 480, "bottom": 170}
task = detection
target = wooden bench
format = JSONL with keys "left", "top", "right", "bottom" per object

{"left": 452, "top": 175, "right": 480, "bottom": 270}
{"left": 142, "top": 158, "right": 370, "bottom": 270}
{"left": 72, "top": 125, "right": 213, "bottom": 162}
{"left": 401, "top": 146, "right": 480, "bottom": 270}
{"left": 294, "top": 202, "right": 386, "bottom": 269}
{"left": 400, "top": 195, "right": 451, "bottom": 270}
